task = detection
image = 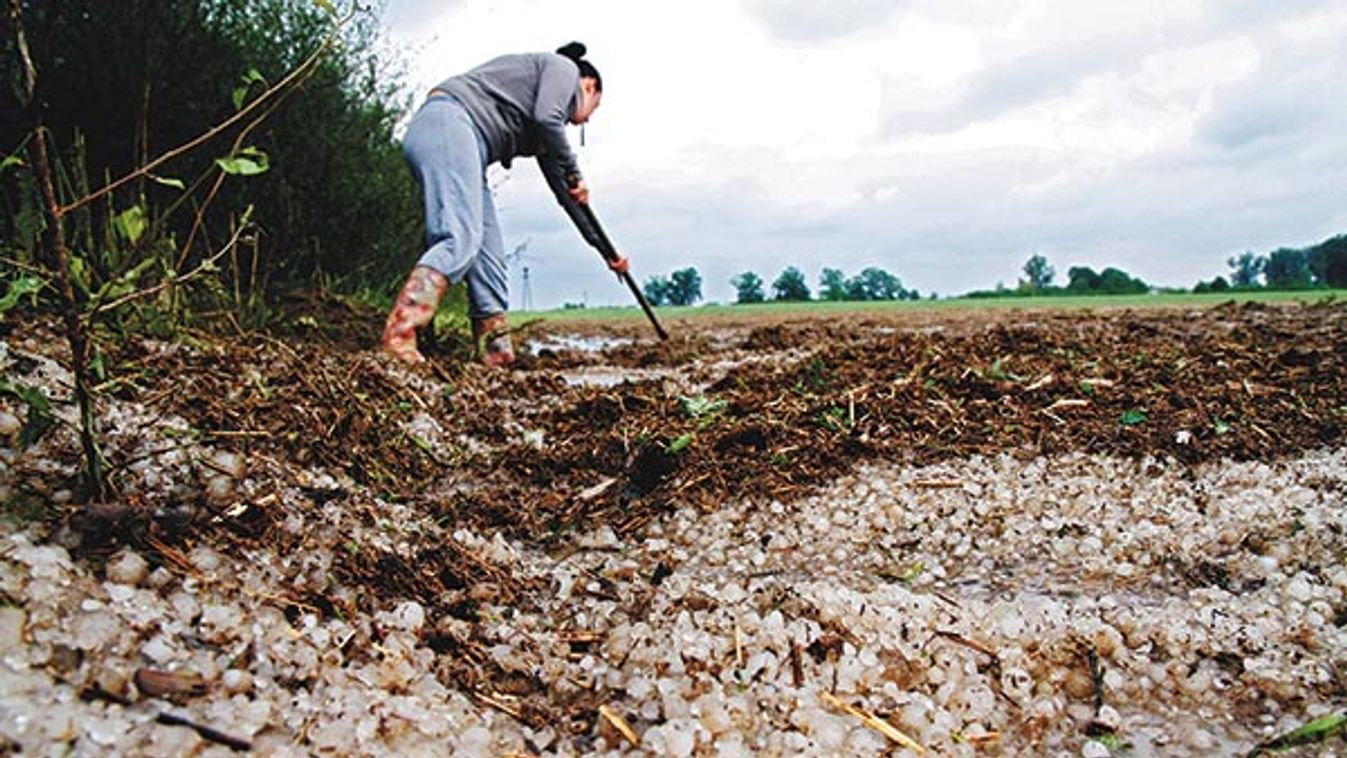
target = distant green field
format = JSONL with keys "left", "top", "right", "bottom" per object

{"left": 518, "top": 289, "right": 1347, "bottom": 322}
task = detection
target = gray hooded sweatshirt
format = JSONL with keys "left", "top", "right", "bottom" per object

{"left": 435, "top": 52, "right": 583, "bottom": 181}
{"left": 435, "top": 52, "right": 604, "bottom": 249}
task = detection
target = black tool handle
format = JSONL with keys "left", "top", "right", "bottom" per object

{"left": 566, "top": 176, "right": 670, "bottom": 341}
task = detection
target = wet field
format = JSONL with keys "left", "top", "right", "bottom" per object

{"left": 2, "top": 300, "right": 1345, "bottom": 755}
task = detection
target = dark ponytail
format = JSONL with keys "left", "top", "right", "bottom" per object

{"left": 556, "top": 41, "right": 602, "bottom": 91}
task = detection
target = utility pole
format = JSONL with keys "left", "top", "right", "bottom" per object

{"left": 521, "top": 266, "right": 534, "bottom": 311}
{"left": 505, "top": 238, "right": 533, "bottom": 311}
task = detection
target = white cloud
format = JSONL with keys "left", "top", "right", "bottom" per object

{"left": 739, "top": 0, "right": 910, "bottom": 42}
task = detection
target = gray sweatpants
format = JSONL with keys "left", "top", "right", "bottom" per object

{"left": 402, "top": 94, "right": 508, "bottom": 318}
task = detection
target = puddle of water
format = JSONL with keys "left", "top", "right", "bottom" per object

{"left": 527, "top": 334, "right": 632, "bottom": 355}
{"left": 559, "top": 366, "right": 681, "bottom": 388}
{"left": 560, "top": 370, "right": 627, "bottom": 388}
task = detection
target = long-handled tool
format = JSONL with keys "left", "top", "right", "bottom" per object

{"left": 538, "top": 156, "right": 669, "bottom": 340}
{"left": 568, "top": 182, "right": 669, "bottom": 341}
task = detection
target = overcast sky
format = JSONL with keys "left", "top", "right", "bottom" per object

{"left": 381, "top": 0, "right": 1347, "bottom": 309}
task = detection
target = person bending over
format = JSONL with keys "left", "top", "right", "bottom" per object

{"left": 383, "top": 41, "right": 627, "bottom": 365}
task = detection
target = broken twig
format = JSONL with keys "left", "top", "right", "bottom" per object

{"left": 598, "top": 704, "right": 640, "bottom": 747}
{"left": 819, "top": 691, "right": 925, "bottom": 754}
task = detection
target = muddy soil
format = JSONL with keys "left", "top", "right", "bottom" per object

{"left": 2, "top": 298, "right": 1345, "bottom": 756}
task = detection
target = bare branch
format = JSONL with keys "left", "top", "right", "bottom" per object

{"left": 178, "top": 79, "right": 307, "bottom": 270}
{"left": 7, "top": 0, "right": 36, "bottom": 104}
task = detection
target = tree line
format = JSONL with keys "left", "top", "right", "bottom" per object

{"left": 639, "top": 233, "right": 1347, "bottom": 308}
{"left": 1199, "top": 234, "right": 1347, "bottom": 292}
{"left": 966, "top": 254, "right": 1150, "bottom": 298}
{"left": 972, "top": 233, "right": 1347, "bottom": 299}
{"left": 639, "top": 265, "right": 920, "bottom": 306}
